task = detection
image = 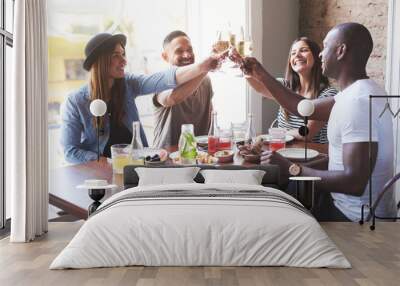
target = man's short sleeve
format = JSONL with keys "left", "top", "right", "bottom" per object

{"left": 204, "top": 76, "right": 213, "bottom": 99}
{"left": 152, "top": 93, "right": 162, "bottom": 108}
{"left": 340, "top": 96, "right": 378, "bottom": 143}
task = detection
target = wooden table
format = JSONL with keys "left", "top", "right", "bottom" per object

{"left": 49, "top": 142, "right": 328, "bottom": 219}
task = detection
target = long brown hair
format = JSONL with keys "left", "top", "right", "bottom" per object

{"left": 283, "top": 37, "right": 329, "bottom": 118}
{"left": 90, "top": 44, "right": 126, "bottom": 130}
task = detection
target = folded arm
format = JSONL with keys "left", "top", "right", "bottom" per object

{"left": 261, "top": 142, "right": 376, "bottom": 195}
{"left": 300, "top": 142, "right": 376, "bottom": 195}
{"left": 156, "top": 74, "right": 206, "bottom": 107}
{"left": 302, "top": 154, "right": 329, "bottom": 170}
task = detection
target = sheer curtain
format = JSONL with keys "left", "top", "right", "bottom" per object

{"left": 8, "top": 0, "right": 48, "bottom": 242}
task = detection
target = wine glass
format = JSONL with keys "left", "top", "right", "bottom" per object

{"left": 213, "top": 30, "right": 230, "bottom": 53}
{"left": 244, "top": 36, "right": 253, "bottom": 57}
{"left": 213, "top": 30, "right": 231, "bottom": 73}
{"left": 229, "top": 34, "right": 253, "bottom": 77}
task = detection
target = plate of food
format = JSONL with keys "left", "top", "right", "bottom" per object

{"left": 169, "top": 150, "right": 218, "bottom": 164}
{"left": 237, "top": 141, "right": 263, "bottom": 163}
{"left": 141, "top": 148, "right": 168, "bottom": 165}
{"left": 277, "top": 148, "right": 319, "bottom": 160}
{"left": 214, "top": 150, "right": 234, "bottom": 163}
{"left": 257, "top": 134, "right": 295, "bottom": 143}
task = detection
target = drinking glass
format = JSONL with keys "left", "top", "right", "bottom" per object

{"left": 231, "top": 122, "right": 246, "bottom": 144}
{"left": 111, "top": 144, "right": 132, "bottom": 174}
{"left": 268, "top": 128, "right": 286, "bottom": 151}
{"left": 218, "top": 129, "right": 233, "bottom": 151}
{"left": 214, "top": 30, "right": 230, "bottom": 53}
{"left": 244, "top": 37, "right": 253, "bottom": 57}
{"left": 212, "top": 30, "right": 231, "bottom": 74}
{"left": 228, "top": 37, "right": 253, "bottom": 77}
{"left": 208, "top": 136, "right": 219, "bottom": 155}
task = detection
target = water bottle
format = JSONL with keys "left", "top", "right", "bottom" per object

{"left": 178, "top": 124, "right": 197, "bottom": 164}
{"left": 131, "top": 121, "right": 144, "bottom": 165}
{"left": 245, "top": 113, "right": 256, "bottom": 144}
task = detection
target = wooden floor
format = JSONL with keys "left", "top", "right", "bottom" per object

{"left": 1, "top": 221, "right": 399, "bottom": 286}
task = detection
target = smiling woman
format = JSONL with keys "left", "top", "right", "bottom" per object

{"left": 47, "top": 0, "right": 189, "bottom": 169}
{"left": 276, "top": 37, "right": 337, "bottom": 143}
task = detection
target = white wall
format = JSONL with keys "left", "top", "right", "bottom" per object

{"left": 386, "top": 0, "right": 400, "bottom": 200}
{"left": 260, "top": 0, "right": 299, "bottom": 132}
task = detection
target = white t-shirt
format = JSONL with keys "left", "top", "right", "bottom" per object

{"left": 327, "top": 79, "right": 396, "bottom": 221}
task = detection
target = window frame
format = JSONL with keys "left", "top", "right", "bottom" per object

{"left": 0, "top": 0, "right": 14, "bottom": 230}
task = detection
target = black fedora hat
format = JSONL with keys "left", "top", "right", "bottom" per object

{"left": 83, "top": 33, "right": 127, "bottom": 71}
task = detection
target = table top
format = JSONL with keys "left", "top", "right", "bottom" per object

{"left": 49, "top": 141, "right": 328, "bottom": 219}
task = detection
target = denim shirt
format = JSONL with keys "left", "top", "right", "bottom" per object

{"left": 60, "top": 68, "right": 177, "bottom": 164}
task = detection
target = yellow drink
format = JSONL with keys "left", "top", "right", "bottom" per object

{"left": 236, "top": 41, "right": 245, "bottom": 57}
{"left": 229, "top": 34, "right": 236, "bottom": 46}
{"left": 131, "top": 158, "right": 144, "bottom": 165}
{"left": 112, "top": 155, "right": 131, "bottom": 174}
{"left": 244, "top": 41, "right": 253, "bottom": 56}
{"left": 214, "top": 40, "right": 229, "bottom": 53}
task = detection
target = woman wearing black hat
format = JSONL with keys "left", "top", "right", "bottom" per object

{"left": 60, "top": 33, "right": 225, "bottom": 164}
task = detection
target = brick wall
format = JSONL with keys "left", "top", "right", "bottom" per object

{"left": 299, "top": 0, "right": 388, "bottom": 86}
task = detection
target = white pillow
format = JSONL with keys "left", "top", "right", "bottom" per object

{"left": 136, "top": 167, "right": 200, "bottom": 186}
{"left": 200, "top": 169, "right": 266, "bottom": 185}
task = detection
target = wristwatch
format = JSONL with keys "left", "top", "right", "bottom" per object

{"left": 288, "top": 163, "right": 302, "bottom": 176}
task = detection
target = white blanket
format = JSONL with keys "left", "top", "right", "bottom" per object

{"left": 50, "top": 183, "right": 351, "bottom": 269}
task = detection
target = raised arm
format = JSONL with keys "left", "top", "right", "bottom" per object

{"left": 127, "top": 51, "right": 227, "bottom": 96}
{"left": 242, "top": 57, "right": 335, "bottom": 122}
{"left": 174, "top": 51, "right": 227, "bottom": 85}
{"left": 155, "top": 74, "right": 206, "bottom": 107}
{"left": 246, "top": 77, "right": 274, "bottom": 100}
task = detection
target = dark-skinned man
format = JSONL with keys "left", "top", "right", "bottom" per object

{"left": 235, "top": 22, "right": 396, "bottom": 222}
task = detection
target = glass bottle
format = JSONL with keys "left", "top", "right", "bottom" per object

{"left": 208, "top": 111, "right": 220, "bottom": 155}
{"left": 245, "top": 113, "right": 256, "bottom": 144}
{"left": 131, "top": 121, "right": 144, "bottom": 165}
{"left": 178, "top": 124, "right": 197, "bottom": 164}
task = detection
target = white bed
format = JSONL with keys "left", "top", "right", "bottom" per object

{"left": 50, "top": 183, "right": 351, "bottom": 269}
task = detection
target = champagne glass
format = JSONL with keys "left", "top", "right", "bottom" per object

{"left": 231, "top": 37, "right": 253, "bottom": 77}
{"left": 229, "top": 29, "right": 253, "bottom": 77}
{"left": 244, "top": 36, "right": 253, "bottom": 57}
{"left": 212, "top": 30, "right": 231, "bottom": 73}
{"left": 213, "top": 30, "right": 230, "bottom": 53}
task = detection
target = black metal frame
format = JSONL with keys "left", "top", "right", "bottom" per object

{"left": 0, "top": 0, "right": 14, "bottom": 230}
{"left": 359, "top": 95, "right": 400, "bottom": 230}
